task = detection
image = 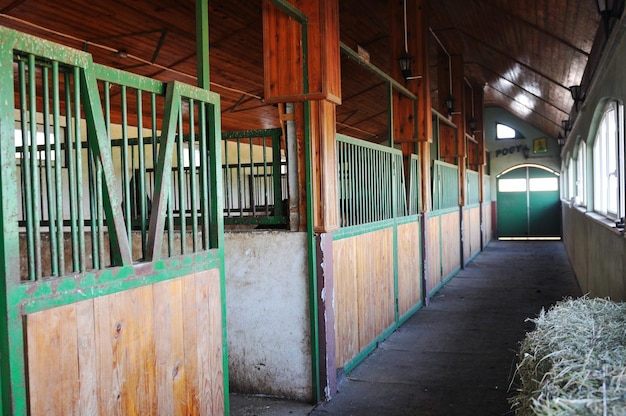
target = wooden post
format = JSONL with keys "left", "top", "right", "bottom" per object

{"left": 450, "top": 54, "right": 465, "bottom": 206}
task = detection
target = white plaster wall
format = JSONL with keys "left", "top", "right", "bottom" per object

{"left": 484, "top": 106, "right": 561, "bottom": 199}
{"left": 224, "top": 231, "right": 312, "bottom": 401}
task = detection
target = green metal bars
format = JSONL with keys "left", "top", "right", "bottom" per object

{"left": 466, "top": 169, "right": 480, "bottom": 206}
{"left": 408, "top": 154, "right": 421, "bottom": 215}
{"left": 432, "top": 160, "right": 460, "bottom": 211}
{"left": 11, "top": 45, "right": 222, "bottom": 280}
{"left": 221, "top": 128, "right": 288, "bottom": 227}
{"left": 0, "top": 25, "right": 225, "bottom": 415}
{"left": 336, "top": 134, "right": 408, "bottom": 228}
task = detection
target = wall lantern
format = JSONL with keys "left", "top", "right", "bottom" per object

{"left": 595, "top": 0, "right": 618, "bottom": 37}
{"left": 468, "top": 118, "right": 477, "bottom": 133}
{"left": 562, "top": 119, "right": 571, "bottom": 136}
{"left": 398, "top": 50, "right": 413, "bottom": 80}
{"left": 569, "top": 85, "right": 585, "bottom": 111}
{"left": 446, "top": 96, "right": 454, "bottom": 115}
{"left": 523, "top": 145, "right": 530, "bottom": 159}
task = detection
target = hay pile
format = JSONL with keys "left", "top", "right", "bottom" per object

{"left": 511, "top": 297, "right": 626, "bottom": 415}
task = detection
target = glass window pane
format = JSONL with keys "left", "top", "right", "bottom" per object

{"left": 529, "top": 177, "right": 558, "bottom": 191}
{"left": 498, "top": 178, "right": 527, "bottom": 192}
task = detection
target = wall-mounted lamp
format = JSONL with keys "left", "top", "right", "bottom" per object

{"left": 562, "top": 119, "right": 571, "bottom": 136}
{"left": 398, "top": 51, "right": 413, "bottom": 80}
{"left": 569, "top": 85, "right": 585, "bottom": 111}
{"left": 446, "top": 96, "right": 454, "bottom": 116}
{"left": 595, "top": 0, "right": 619, "bottom": 37}
{"left": 557, "top": 133, "right": 565, "bottom": 146}
{"left": 523, "top": 145, "right": 530, "bottom": 159}
{"left": 468, "top": 118, "right": 477, "bottom": 133}
{"left": 114, "top": 49, "right": 128, "bottom": 59}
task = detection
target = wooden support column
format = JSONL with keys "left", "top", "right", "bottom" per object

{"left": 263, "top": 0, "right": 342, "bottom": 403}
{"left": 450, "top": 54, "right": 466, "bottom": 206}
{"left": 263, "top": 0, "right": 341, "bottom": 232}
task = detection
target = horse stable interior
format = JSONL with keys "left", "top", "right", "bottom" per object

{"left": 0, "top": 0, "right": 624, "bottom": 414}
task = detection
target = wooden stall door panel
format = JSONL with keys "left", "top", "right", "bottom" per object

{"left": 95, "top": 285, "right": 156, "bottom": 416}
{"left": 200, "top": 268, "right": 226, "bottom": 416}
{"left": 76, "top": 300, "right": 98, "bottom": 416}
{"left": 26, "top": 304, "right": 80, "bottom": 416}
{"left": 441, "top": 211, "right": 461, "bottom": 278}
{"left": 426, "top": 216, "right": 442, "bottom": 292}
{"left": 332, "top": 237, "right": 360, "bottom": 368}
{"left": 397, "top": 222, "right": 421, "bottom": 316}
{"left": 154, "top": 279, "right": 184, "bottom": 416}
{"left": 25, "top": 272, "right": 224, "bottom": 416}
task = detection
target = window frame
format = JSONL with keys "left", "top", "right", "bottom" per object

{"left": 592, "top": 100, "right": 625, "bottom": 220}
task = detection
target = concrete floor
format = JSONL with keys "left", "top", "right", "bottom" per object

{"left": 230, "top": 240, "right": 582, "bottom": 416}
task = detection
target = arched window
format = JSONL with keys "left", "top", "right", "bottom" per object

{"left": 496, "top": 122, "right": 524, "bottom": 140}
{"left": 575, "top": 140, "right": 586, "bottom": 207}
{"left": 592, "top": 101, "right": 624, "bottom": 220}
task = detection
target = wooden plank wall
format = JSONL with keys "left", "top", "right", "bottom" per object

{"left": 397, "top": 222, "right": 421, "bottom": 317}
{"left": 483, "top": 202, "right": 493, "bottom": 244}
{"left": 563, "top": 206, "right": 626, "bottom": 300}
{"left": 463, "top": 207, "right": 481, "bottom": 263}
{"left": 334, "top": 229, "right": 395, "bottom": 368}
{"left": 441, "top": 211, "right": 461, "bottom": 280}
{"left": 426, "top": 216, "right": 442, "bottom": 294}
{"left": 25, "top": 269, "right": 224, "bottom": 416}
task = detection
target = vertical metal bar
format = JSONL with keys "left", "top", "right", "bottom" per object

{"left": 199, "top": 102, "right": 209, "bottom": 249}
{"left": 272, "top": 131, "right": 282, "bottom": 216}
{"left": 103, "top": 81, "right": 112, "bottom": 266}
{"left": 87, "top": 138, "right": 99, "bottom": 270}
{"left": 346, "top": 143, "right": 357, "bottom": 226}
{"left": 42, "top": 65, "right": 58, "bottom": 277}
{"left": 137, "top": 89, "right": 147, "bottom": 258}
{"left": 52, "top": 62, "right": 65, "bottom": 276}
{"left": 121, "top": 85, "right": 132, "bottom": 255}
{"left": 74, "top": 67, "right": 85, "bottom": 272}
{"left": 96, "top": 157, "right": 105, "bottom": 267}
{"left": 167, "top": 181, "right": 174, "bottom": 257}
{"left": 151, "top": 92, "right": 158, "bottom": 170}
{"left": 195, "top": 0, "right": 210, "bottom": 89}
{"left": 262, "top": 134, "right": 269, "bottom": 214}
{"left": 65, "top": 71, "right": 79, "bottom": 272}
{"left": 224, "top": 138, "right": 231, "bottom": 217}
{"left": 177, "top": 100, "right": 186, "bottom": 253}
{"left": 236, "top": 138, "right": 243, "bottom": 217}
{"left": 188, "top": 99, "right": 198, "bottom": 252}
{"left": 28, "top": 54, "right": 42, "bottom": 279}
{"left": 0, "top": 35, "right": 28, "bottom": 414}
{"left": 250, "top": 134, "right": 256, "bottom": 215}
{"left": 17, "top": 57, "right": 34, "bottom": 280}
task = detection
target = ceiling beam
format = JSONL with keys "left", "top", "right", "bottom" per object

{"left": 433, "top": 27, "right": 577, "bottom": 92}
{"left": 486, "top": 85, "right": 565, "bottom": 131}
{"left": 478, "top": 0, "right": 592, "bottom": 57}
{"left": 465, "top": 61, "right": 571, "bottom": 114}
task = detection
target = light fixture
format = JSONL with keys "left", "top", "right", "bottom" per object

{"left": 523, "top": 145, "right": 530, "bottom": 159}
{"left": 468, "top": 118, "right": 477, "bottom": 133}
{"left": 557, "top": 133, "right": 565, "bottom": 146}
{"left": 595, "top": 0, "right": 618, "bottom": 37}
{"left": 397, "top": 0, "right": 422, "bottom": 81}
{"left": 398, "top": 50, "right": 413, "bottom": 80}
{"left": 562, "top": 119, "right": 571, "bottom": 136}
{"left": 569, "top": 85, "right": 585, "bottom": 111}
{"left": 115, "top": 49, "right": 128, "bottom": 59}
{"left": 446, "top": 96, "right": 454, "bottom": 115}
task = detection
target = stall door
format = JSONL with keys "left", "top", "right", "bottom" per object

{"left": 497, "top": 166, "right": 561, "bottom": 238}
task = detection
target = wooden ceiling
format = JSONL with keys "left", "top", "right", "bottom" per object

{"left": 0, "top": 0, "right": 608, "bottom": 142}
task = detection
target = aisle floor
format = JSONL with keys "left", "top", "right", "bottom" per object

{"left": 231, "top": 240, "right": 582, "bottom": 416}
